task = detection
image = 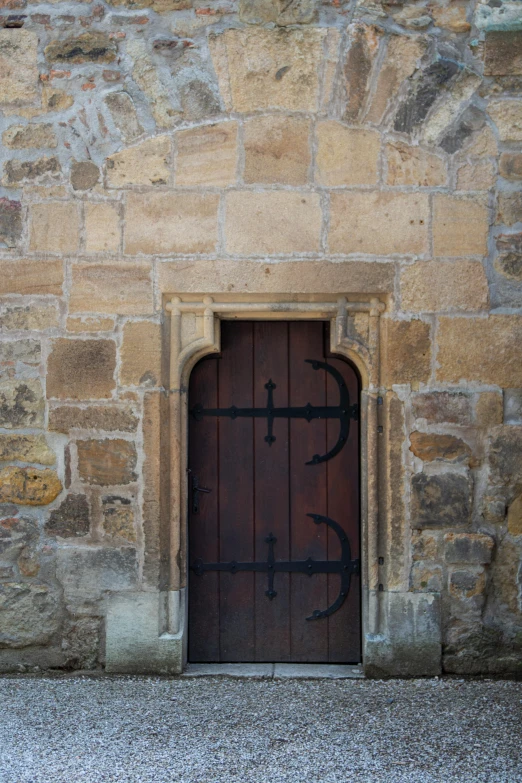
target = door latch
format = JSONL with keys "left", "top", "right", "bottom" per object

{"left": 191, "top": 474, "right": 211, "bottom": 514}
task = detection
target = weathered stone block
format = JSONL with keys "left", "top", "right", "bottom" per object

{"left": 45, "top": 494, "right": 90, "bottom": 538}
{"left": 225, "top": 191, "right": 321, "bottom": 255}
{"left": 488, "top": 101, "right": 522, "bottom": 142}
{"left": 488, "top": 426, "right": 522, "bottom": 489}
{"left": 432, "top": 196, "right": 489, "bottom": 257}
{"left": 106, "top": 136, "right": 170, "bottom": 188}
{"left": 504, "top": 389, "right": 522, "bottom": 425}
{"left": 394, "top": 59, "right": 460, "bottom": 134}
{"left": 102, "top": 496, "right": 135, "bottom": 542}
{"left": 178, "top": 78, "right": 221, "bottom": 123}
{"left": 0, "top": 303, "right": 59, "bottom": 332}
{"left": 3, "top": 156, "right": 61, "bottom": 188}
{"left": 497, "top": 193, "right": 522, "bottom": 226}
{"left": 142, "top": 391, "right": 163, "bottom": 588}
{"left": 437, "top": 102, "right": 486, "bottom": 155}
{"left": 209, "top": 28, "right": 325, "bottom": 113}
{"left": 343, "top": 23, "right": 382, "bottom": 122}
{"left": 383, "top": 320, "right": 432, "bottom": 385}
{"left": 449, "top": 567, "right": 486, "bottom": 599}
{"left": 431, "top": 2, "right": 470, "bottom": 32}
{"left": 485, "top": 31, "right": 522, "bottom": 76}
{"left": 494, "top": 232, "right": 522, "bottom": 281}
{"left": 66, "top": 317, "right": 116, "bottom": 334}
{"left": 436, "top": 316, "right": 522, "bottom": 386}
{"left": 507, "top": 495, "right": 522, "bottom": 536}
{"left": 70, "top": 161, "right": 99, "bottom": 191}
{"left": 457, "top": 159, "right": 496, "bottom": 192}
{"left": 0, "top": 338, "right": 39, "bottom": 365}
{"left": 0, "top": 30, "right": 38, "bottom": 107}
{"left": 47, "top": 339, "right": 116, "bottom": 401}
{"left": 239, "top": 0, "right": 317, "bottom": 25}
{"left": 444, "top": 533, "right": 494, "bottom": 565}
{"left": 56, "top": 546, "right": 137, "bottom": 602}
{"left": 330, "top": 192, "right": 429, "bottom": 255}
{"left": 499, "top": 153, "right": 522, "bottom": 180}
{"left": 411, "top": 472, "right": 472, "bottom": 528}
{"left": 0, "top": 582, "right": 62, "bottom": 648}
{"left": 49, "top": 405, "right": 138, "bottom": 434}
{"left": 366, "top": 35, "right": 426, "bottom": 125}
{"left": 0, "top": 516, "right": 37, "bottom": 563}
{"left": 475, "top": 392, "right": 503, "bottom": 428}
{"left": 0, "top": 466, "right": 62, "bottom": 506}
{"left": 62, "top": 615, "right": 101, "bottom": 670}
{"left": 315, "top": 123, "right": 379, "bottom": 186}
{"left": 125, "top": 192, "right": 219, "bottom": 255}
{"left": 412, "top": 530, "right": 441, "bottom": 561}
{"left": 3, "top": 124, "right": 57, "bottom": 149}
{"left": 411, "top": 562, "right": 443, "bottom": 592}
{"left": 127, "top": 38, "right": 179, "bottom": 130}
{"left": 85, "top": 203, "right": 120, "bottom": 254}
{"left": 176, "top": 122, "right": 237, "bottom": 187}
{"left": 412, "top": 392, "right": 472, "bottom": 425}
{"left": 0, "top": 434, "right": 54, "bottom": 465}
{"left": 77, "top": 439, "right": 137, "bottom": 486}
{"left": 120, "top": 321, "right": 161, "bottom": 387}
{"left": 400, "top": 260, "right": 488, "bottom": 313}
{"left": 0, "top": 259, "right": 63, "bottom": 296}
{"left": 69, "top": 264, "right": 153, "bottom": 316}
{"left": 45, "top": 32, "right": 118, "bottom": 64}
{"left": 386, "top": 141, "right": 447, "bottom": 187}
{"left": 244, "top": 116, "right": 309, "bottom": 186}
{"left": 29, "top": 203, "right": 80, "bottom": 254}
{"left": 0, "top": 379, "right": 44, "bottom": 429}
{"left": 42, "top": 85, "right": 74, "bottom": 112}
{"left": 410, "top": 432, "right": 471, "bottom": 463}
{"left": 0, "top": 198, "right": 21, "bottom": 248}
{"left": 104, "top": 92, "right": 143, "bottom": 143}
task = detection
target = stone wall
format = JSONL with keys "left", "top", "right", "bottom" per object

{"left": 0, "top": 0, "right": 521, "bottom": 675}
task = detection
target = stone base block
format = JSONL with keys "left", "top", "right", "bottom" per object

{"left": 105, "top": 590, "right": 184, "bottom": 675}
{"left": 364, "top": 591, "right": 442, "bottom": 677}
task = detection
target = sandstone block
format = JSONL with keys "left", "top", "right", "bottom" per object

{"left": 394, "top": 59, "right": 460, "bottom": 135}
{"left": 0, "top": 197, "right": 21, "bottom": 248}
{"left": 120, "top": 321, "right": 162, "bottom": 387}
{"left": 436, "top": 316, "right": 522, "bottom": 386}
{"left": 69, "top": 263, "right": 153, "bottom": 316}
{"left": 329, "top": 192, "right": 429, "bottom": 255}
{"left": 0, "top": 466, "right": 62, "bottom": 505}
{"left": 444, "top": 533, "right": 494, "bottom": 565}
{"left": 112, "top": 0, "right": 191, "bottom": 10}
{"left": 494, "top": 251, "right": 522, "bottom": 282}
{"left": 178, "top": 78, "right": 221, "bottom": 123}
{"left": 438, "top": 102, "right": 486, "bottom": 155}
{"left": 366, "top": 35, "right": 426, "bottom": 125}
{"left": 504, "top": 389, "right": 522, "bottom": 425}
{"left": 507, "top": 494, "right": 522, "bottom": 536}
{"left": 239, "top": 0, "right": 316, "bottom": 25}
{"left": 0, "top": 303, "right": 59, "bottom": 331}
{"left": 70, "top": 161, "right": 99, "bottom": 191}
{"left": 412, "top": 392, "right": 471, "bottom": 425}
{"left": 0, "top": 379, "right": 44, "bottom": 428}
{"left": 0, "top": 434, "right": 54, "bottom": 465}
{"left": 488, "top": 101, "right": 522, "bottom": 143}
{"left": 244, "top": 116, "right": 309, "bottom": 186}
{"left": 125, "top": 192, "right": 219, "bottom": 255}
{"left": 463, "top": 126, "right": 498, "bottom": 157}
{"left": 45, "top": 32, "right": 117, "bottom": 64}
{"left": 127, "top": 38, "right": 179, "bottom": 129}
{"left": 392, "top": 6, "right": 432, "bottom": 29}
{"left": 209, "top": 27, "right": 325, "bottom": 113}
{"left": 104, "top": 92, "right": 143, "bottom": 143}
{"left": 449, "top": 568, "right": 486, "bottom": 599}
{"left": 102, "top": 495, "right": 135, "bottom": 542}
{"left": 499, "top": 153, "right": 522, "bottom": 181}
{"left": 383, "top": 319, "right": 432, "bottom": 385}
{"left": 225, "top": 191, "right": 321, "bottom": 255}
{"left": 431, "top": 2, "right": 470, "bottom": 31}
{"left": 343, "top": 23, "right": 382, "bottom": 122}
{"left": 49, "top": 404, "right": 138, "bottom": 434}
{"left": 497, "top": 192, "right": 522, "bottom": 226}
{"left": 411, "top": 472, "right": 472, "bottom": 528}
{"left": 2, "top": 156, "right": 61, "bottom": 188}
{"left": 29, "top": 203, "right": 79, "bottom": 254}
{"left": 411, "top": 530, "right": 441, "bottom": 561}
{"left": 0, "top": 517, "right": 37, "bottom": 570}
{"left": 488, "top": 426, "right": 522, "bottom": 489}
{"left": 0, "top": 338, "right": 39, "bottom": 365}
{"left": 409, "top": 432, "right": 471, "bottom": 463}
{"left": 2, "top": 124, "right": 57, "bottom": 149}
{"left": 0, "top": 30, "right": 38, "bottom": 107}
{"left": 45, "top": 493, "right": 90, "bottom": 538}
{"left": 411, "top": 562, "right": 443, "bottom": 592}
{"left": 385, "top": 141, "right": 447, "bottom": 187}
{"left": 0, "top": 259, "right": 63, "bottom": 297}
{"left": 400, "top": 260, "right": 488, "bottom": 313}
{"left": 142, "top": 391, "right": 163, "bottom": 587}
{"left": 315, "top": 123, "right": 379, "bottom": 186}
{"left": 176, "top": 122, "right": 237, "bottom": 187}
{"left": 85, "top": 203, "right": 120, "bottom": 253}
{"left": 56, "top": 546, "right": 137, "bottom": 603}
{"left": 0, "top": 582, "right": 62, "bottom": 648}
{"left": 66, "top": 316, "right": 116, "bottom": 333}
{"left": 47, "top": 339, "right": 116, "bottom": 401}
{"left": 77, "top": 439, "right": 137, "bottom": 486}
{"left": 106, "top": 136, "right": 170, "bottom": 188}
{"left": 475, "top": 392, "right": 503, "bottom": 428}
{"left": 432, "top": 196, "right": 489, "bottom": 257}
{"left": 42, "top": 85, "right": 74, "bottom": 112}
{"left": 485, "top": 31, "right": 522, "bottom": 76}
{"left": 456, "top": 159, "right": 495, "bottom": 192}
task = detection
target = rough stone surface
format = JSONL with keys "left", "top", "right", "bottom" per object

{"left": 2, "top": 124, "right": 57, "bottom": 149}
{"left": 316, "top": 123, "right": 379, "bottom": 186}
{"left": 47, "top": 339, "right": 116, "bottom": 401}
{"left": 3, "top": 156, "right": 61, "bottom": 188}
{"left": 343, "top": 23, "right": 382, "bottom": 122}
{"left": 0, "top": 583, "right": 61, "bottom": 648}
{"left": 432, "top": 196, "right": 489, "bottom": 257}
{"left": 409, "top": 432, "right": 472, "bottom": 463}
{"left": 384, "top": 320, "right": 432, "bottom": 385}
{"left": 77, "top": 439, "right": 137, "bottom": 486}
{"left": 244, "top": 116, "right": 308, "bottom": 186}
{"left": 49, "top": 405, "right": 138, "bottom": 434}
{"left": 0, "top": 380, "right": 44, "bottom": 429}
{"left": 29, "top": 203, "right": 79, "bottom": 254}
{"left": 0, "top": 467, "right": 62, "bottom": 506}
{"left": 444, "top": 533, "right": 494, "bottom": 565}
{"left": 385, "top": 142, "right": 447, "bottom": 187}
{"left": 504, "top": 389, "right": 522, "bottom": 425}
{"left": 400, "top": 261, "right": 488, "bottom": 312}
{"left": 411, "top": 473, "right": 472, "bottom": 529}
{"left": 499, "top": 153, "right": 522, "bottom": 180}
{"left": 104, "top": 92, "right": 143, "bottom": 143}
{"left": 488, "top": 101, "right": 522, "bottom": 143}
{"left": 412, "top": 392, "right": 472, "bottom": 425}
{"left": 0, "top": 30, "right": 38, "bottom": 107}
{"left": 70, "top": 161, "right": 99, "bottom": 191}
{"left": 366, "top": 36, "right": 426, "bottom": 125}
{"left": 106, "top": 136, "right": 170, "bottom": 187}
{"left": 394, "top": 59, "right": 460, "bottom": 134}
{"left": 485, "top": 31, "right": 522, "bottom": 76}
{"left": 69, "top": 264, "right": 153, "bottom": 316}
{"left": 102, "top": 496, "right": 136, "bottom": 542}
{"left": 120, "top": 321, "right": 161, "bottom": 387}
{"left": 0, "top": 198, "right": 22, "bottom": 248}
{"left": 177, "top": 122, "right": 237, "bottom": 187}
{"left": 497, "top": 193, "right": 522, "bottom": 226}
{"left": 239, "top": 0, "right": 317, "bottom": 25}
{"left": 84, "top": 203, "right": 120, "bottom": 253}
{"left": 45, "top": 493, "right": 90, "bottom": 538}
{"left": 0, "top": 434, "right": 55, "bottom": 465}
{"left": 45, "top": 32, "right": 118, "bottom": 64}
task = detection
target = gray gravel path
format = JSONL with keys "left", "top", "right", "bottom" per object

{"left": 0, "top": 676, "right": 521, "bottom": 783}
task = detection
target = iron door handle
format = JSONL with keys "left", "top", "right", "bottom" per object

{"left": 191, "top": 475, "right": 211, "bottom": 514}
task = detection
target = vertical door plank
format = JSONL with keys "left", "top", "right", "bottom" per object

{"left": 188, "top": 355, "right": 220, "bottom": 662}
{"left": 253, "top": 321, "right": 291, "bottom": 662}
{"left": 289, "top": 321, "right": 329, "bottom": 662}
{"left": 218, "top": 321, "right": 255, "bottom": 661}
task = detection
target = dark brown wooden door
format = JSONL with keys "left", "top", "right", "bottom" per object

{"left": 188, "top": 321, "right": 360, "bottom": 663}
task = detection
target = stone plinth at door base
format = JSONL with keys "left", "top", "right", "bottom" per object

{"left": 105, "top": 590, "right": 185, "bottom": 675}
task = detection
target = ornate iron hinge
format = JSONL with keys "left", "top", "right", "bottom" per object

{"left": 191, "top": 514, "right": 359, "bottom": 621}
{"left": 191, "top": 360, "right": 357, "bottom": 465}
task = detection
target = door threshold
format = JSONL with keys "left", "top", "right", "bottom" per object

{"left": 183, "top": 663, "right": 364, "bottom": 679}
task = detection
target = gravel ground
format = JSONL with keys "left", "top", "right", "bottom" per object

{"left": 0, "top": 676, "right": 521, "bottom": 783}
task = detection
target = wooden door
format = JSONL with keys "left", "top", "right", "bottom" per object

{"left": 188, "top": 321, "right": 360, "bottom": 663}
